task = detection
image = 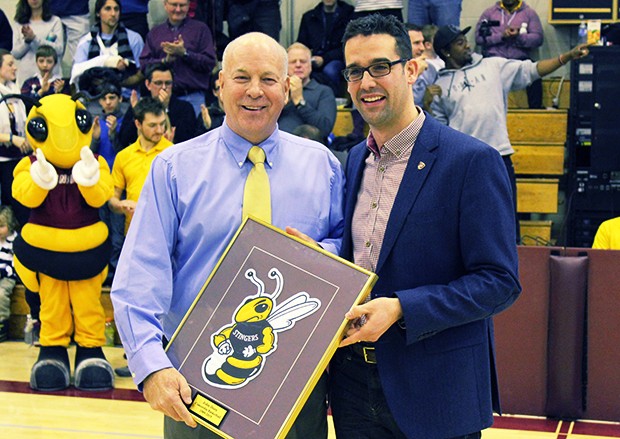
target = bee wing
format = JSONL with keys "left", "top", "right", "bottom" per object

{"left": 268, "top": 292, "right": 320, "bottom": 332}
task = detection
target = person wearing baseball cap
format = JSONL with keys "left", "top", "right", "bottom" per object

{"left": 429, "top": 24, "right": 589, "bottom": 242}
{"left": 433, "top": 25, "right": 471, "bottom": 55}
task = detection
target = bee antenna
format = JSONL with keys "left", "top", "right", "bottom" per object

{"left": 245, "top": 269, "right": 265, "bottom": 296}
{"left": 268, "top": 268, "right": 283, "bottom": 300}
{"left": 0, "top": 93, "right": 41, "bottom": 108}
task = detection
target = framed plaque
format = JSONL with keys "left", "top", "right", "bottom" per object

{"left": 165, "top": 217, "right": 377, "bottom": 439}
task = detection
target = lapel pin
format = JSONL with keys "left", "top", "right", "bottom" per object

{"left": 417, "top": 161, "right": 426, "bottom": 170}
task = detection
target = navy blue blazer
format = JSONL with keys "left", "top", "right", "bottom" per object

{"left": 341, "top": 114, "right": 522, "bottom": 439}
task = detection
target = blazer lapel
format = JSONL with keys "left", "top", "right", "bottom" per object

{"left": 375, "top": 117, "right": 439, "bottom": 273}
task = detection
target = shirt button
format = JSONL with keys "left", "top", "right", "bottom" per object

{"left": 379, "top": 166, "right": 385, "bottom": 172}
{"left": 371, "top": 202, "right": 377, "bottom": 209}
{"left": 365, "top": 241, "right": 371, "bottom": 247}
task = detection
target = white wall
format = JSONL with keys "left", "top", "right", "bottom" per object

{"left": 0, "top": 0, "right": 579, "bottom": 76}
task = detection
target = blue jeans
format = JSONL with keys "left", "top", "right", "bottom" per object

{"left": 330, "top": 346, "right": 482, "bottom": 439}
{"left": 407, "top": 0, "right": 462, "bottom": 27}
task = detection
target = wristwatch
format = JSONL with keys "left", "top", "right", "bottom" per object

{"left": 296, "top": 98, "right": 306, "bottom": 108}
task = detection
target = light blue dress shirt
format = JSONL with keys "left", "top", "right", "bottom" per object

{"left": 111, "top": 121, "right": 345, "bottom": 386}
{"left": 413, "top": 63, "right": 438, "bottom": 106}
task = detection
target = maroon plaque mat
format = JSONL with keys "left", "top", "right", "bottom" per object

{"left": 166, "top": 217, "right": 377, "bottom": 439}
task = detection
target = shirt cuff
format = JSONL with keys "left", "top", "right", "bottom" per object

{"left": 127, "top": 340, "right": 174, "bottom": 391}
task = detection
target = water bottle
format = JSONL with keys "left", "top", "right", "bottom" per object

{"left": 24, "top": 314, "right": 34, "bottom": 345}
{"left": 105, "top": 318, "right": 115, "bottom": 346}
{"left": 578, "top": 16, "right": 587, "bottom": 45}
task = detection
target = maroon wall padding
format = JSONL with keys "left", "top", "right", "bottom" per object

{"left": 494, "top": 246, "right": 551, "bottom": 416}
{"left": 584, "top": 250, "right": 620, "bottom": 421}
{"left": 495, "top": 247, "right": 620, "bottom": 422}
{"left": 544, "top": 254, "right": 588, "bottom": 419}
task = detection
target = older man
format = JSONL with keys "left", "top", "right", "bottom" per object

{"left": 111, "top": 32, "right": 344, "bottom": 439}
{"left": 278, "top": 43, "right": 336, "bottom": 142}
{"left": 140, "top": 0, "right": 216, "bottom": 116}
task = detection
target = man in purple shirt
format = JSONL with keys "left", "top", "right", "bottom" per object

{"left": 140, "top": 0, "right": 216, "bottom": 117}
{"left": 476, "top": 0, "right": 544, "bottom": 108}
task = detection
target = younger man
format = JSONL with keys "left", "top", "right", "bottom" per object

{"left": 119, "top": 63, "right": 196, "bottom": 148}
{"left": 109, "top": 96, "right": 171, "bottom": 376}
{"left": 20, "top": 45, "right": 70, "bottom": 100}
{"left": 109, "top": 97, "right": 172, "bottom": 235}
{"left": 331, "top": 14, "right": 520, "bottom": 438}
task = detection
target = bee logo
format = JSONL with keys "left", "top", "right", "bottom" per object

{"left": 202, "top": 268, "right": 321, "bottom": 389}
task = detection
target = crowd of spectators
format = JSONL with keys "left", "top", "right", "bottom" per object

{"left": 0, "top": 0, "right": 597, "bottom": 349}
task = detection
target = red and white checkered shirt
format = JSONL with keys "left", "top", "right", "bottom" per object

{"left": 352, "top": 110, "right": 426, "bottom": 272}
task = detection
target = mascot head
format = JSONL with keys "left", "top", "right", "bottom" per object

{"left": 0, "top": 93, "right": 93, "bottom": 169}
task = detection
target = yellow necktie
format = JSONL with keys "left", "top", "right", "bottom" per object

{"left": 242, "top": 146, "right": 271, "bottom": 223}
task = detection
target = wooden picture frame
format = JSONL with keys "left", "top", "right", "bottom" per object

{"left": 165, "top": 217, "right": 377, "bottom": 439}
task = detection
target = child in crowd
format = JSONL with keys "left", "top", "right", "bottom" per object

{"left": 90, "top": 82, "right": 127, "bottom": 286}
{"left": 20, "top": 44, "right": 70, "bottom": 100}
{"left": 422, "top": 24, "right": 445, "bottom": 71}
{"left": 0, "top": 206, "right": 18, "bottom": 342}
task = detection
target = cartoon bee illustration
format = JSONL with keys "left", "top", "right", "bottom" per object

{"left": 202, "top": 267, "right": 320, "bottom": 389}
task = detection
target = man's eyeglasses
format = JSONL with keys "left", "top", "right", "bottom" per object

{"left": 342, "top": 59, "right": 409, "bottom": 83}
{"left": 152, "top": 80, "right": 173, "bottom": 88}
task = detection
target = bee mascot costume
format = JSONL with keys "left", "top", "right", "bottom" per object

{"left": 5, "top": 93, "right": 115, "bottom": 391}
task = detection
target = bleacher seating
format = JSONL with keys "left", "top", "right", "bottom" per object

{"left": 7, "top": 80, "right": 573, "bottom": 336}
{"left": 508, "top": 78, "right": 570, "bottom": 245}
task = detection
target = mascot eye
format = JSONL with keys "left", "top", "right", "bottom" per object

{"left": 75, "top": 109, "right": 93, "bottom": 134}
{"left": 255, "top": 303, "right": 269, "bottom": 313}
{"left": 27, "top": 117, "right": 48, "bottom": 142}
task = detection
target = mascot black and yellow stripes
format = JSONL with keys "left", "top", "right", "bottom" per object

{"left": 5, "top": 93, "right": 115, "bottom": 392}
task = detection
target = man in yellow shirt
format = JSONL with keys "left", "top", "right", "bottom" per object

{"left": 109, "top": 97, "right": 172, "bottom": 234}
{"left": 592, "top": 216, "right": 620, "bottom": 250}
{"left": 109, "top": 96, "right": 172, "bottom": 377}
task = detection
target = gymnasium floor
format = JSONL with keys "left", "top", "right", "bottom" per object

{"left": 1, "top": 342, "right": 619, "bottom": 439}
